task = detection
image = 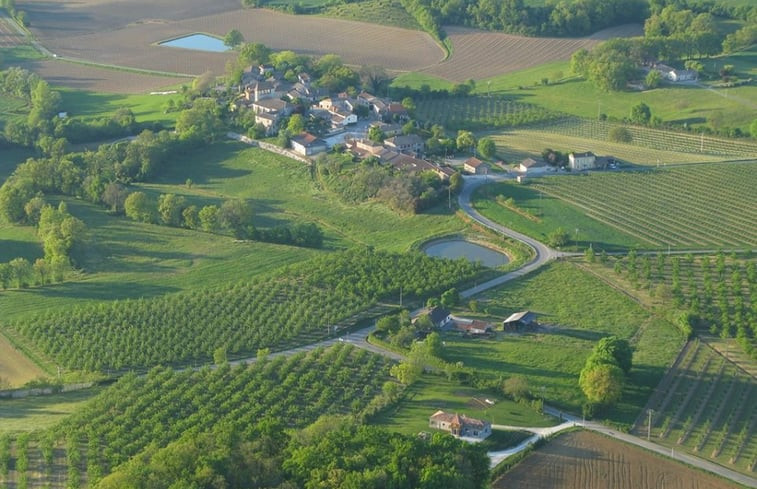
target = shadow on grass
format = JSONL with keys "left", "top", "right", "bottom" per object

{"left": 13, "top": 280, "right": 180, "bottom": 302}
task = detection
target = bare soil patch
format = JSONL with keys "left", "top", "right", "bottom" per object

{"left": 493, "top": 431, "right": 738, "bottom": 489}
{"left": 422, "top": 24, "right": 642, "bottom": 82}
{"left": 19, "top": 59, "right": 190, "bottom": 93}
{"left": 0, "top": 332, "right": 45, "bottom": 387}
{"left": 0, "top": 16, "right": 23, "bottom": 48}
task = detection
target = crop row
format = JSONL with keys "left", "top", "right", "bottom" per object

{"left": 415, "top": 95, "right": 560, "bottom": 130}
{"left": 533, "top": 164, "right": 757, "bottom": 248}
{"left": 0, "top": 344, "right": 395, "bottom": 489}
{"left": 639, "top": 340, "right": 756, "bottom": 473}
{"left": 10, "top": 248, "right": 483, "bottom": 371}
{"left": 541, "top": 118, "right": 757, "bottom": 158}
{"left": 611, "top": 252, "right": 756, "bottom": 353}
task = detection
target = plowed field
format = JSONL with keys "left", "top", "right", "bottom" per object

{"left": 493, "top": 431, "right": 740, "bottom": 489}
{"left": 23, "top": 4, "right": 443, "bottom": 80}
{"left": 423, "top": 24, "right": 642, "bottom": 82}
{"left": 0, "top": 15, "right": 23, "bottom": 48}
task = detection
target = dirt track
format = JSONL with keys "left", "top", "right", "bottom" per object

{"left": 493, "top": 431, "right": 740, "bottom": 489}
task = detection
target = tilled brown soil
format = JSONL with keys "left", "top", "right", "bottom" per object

{"left": 493, "top": 431, "right": 741, "bottom": 489}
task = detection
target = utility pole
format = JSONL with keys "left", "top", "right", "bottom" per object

{"left": 399, "top": 285, "right": 403, "bottom": 307}
{"left": 448, "top": 185, "right": 451, "bottom": 209}
{"left": 647, "top": 409, "right": 654, "bottom": 441}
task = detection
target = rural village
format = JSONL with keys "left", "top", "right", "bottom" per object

{"left": 0, "top": 0, "right": 755, "bottom": 488}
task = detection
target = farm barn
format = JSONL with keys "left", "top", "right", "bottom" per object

{"left": 503, "top": 311, "right": 538, "bottom": 331}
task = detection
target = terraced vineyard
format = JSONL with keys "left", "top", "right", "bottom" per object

{"left": 531, "top": 163, "right": 757, "bottom": 248}
{"left": 635, "top": 340, "right": 756, "bottom": 475}
{"left": 541, "top": 118, "right": 757, "bottom": 161}
{"left": 0, "top": 344, "right": 395, "bottom": 488}
{"left": 7, "top": 249, "right": 484, "bottom": 371}
{"left": 415, "top": 95, "right": 559, "bottom": 130}
{"left": 609, "top": 252, "right": 756, "bottom": 355}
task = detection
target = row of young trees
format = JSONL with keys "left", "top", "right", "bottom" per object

{"left": 1, "top": 346, "right": 441, "bottom": 489}
{"left": 14, "top": 248, "right": 484, "bottom": 370}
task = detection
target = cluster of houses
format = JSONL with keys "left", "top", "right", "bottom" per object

{"left": 514, "top": 151, "right": 619, "bottom": 179}
{"left": 345, "top": 136, "right": 457, "bottom": 181}
{"left": 233, "top": 64, "right": 415, "bottom": 156}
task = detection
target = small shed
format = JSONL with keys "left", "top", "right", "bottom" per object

{"left": 502, "top": 311, "right": 538, "bottom": 331}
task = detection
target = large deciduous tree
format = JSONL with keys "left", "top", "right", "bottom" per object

{"left": 579, "top": 363, "right": 625, "bottom": 405}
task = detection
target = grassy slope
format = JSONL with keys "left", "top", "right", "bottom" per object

{"left": 439, "top": 261, "right": 683, "bottom": 424}
{"left": 145, "top": 141, "right": 466, "bottom": 251}
{"left": 471, "top": 181, "right": 648, "bottom": 252}
{"left": 0, "top": 141, "right": 466, "bottom": 320}
{"left": 58, "top": 88, "right": 184, "bottom": 126}
{"left": 393, "top": 47, "right": 757, "bottom": 133}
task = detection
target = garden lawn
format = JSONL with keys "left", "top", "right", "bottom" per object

{"left": 0, "top": 387, "right": 101, "bottom": 433}
{"left": 471, "top": 181, "right": 646, "bottom": 251}
{"left": 371, "top": 375, "right": 554, "bottom": 435}
{"left": 440, "top": 261, "right": 683, "bottom": 424}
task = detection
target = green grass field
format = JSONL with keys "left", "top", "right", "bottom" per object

{"left": 0, "top": 196, "right": 319, "bottom": 321}
{"left": 58, "top": 88, "right": 184, "bottom": 126}
{"left": 438, "top": 261, "right": 683, "bottom": 424}
{"left": 472, "top": 180, "right": 645, "bottom": 252}
{"left": 0, "top": 222, "right": 43, "bottom": 263}
{"left": 0, "top": 141, "right": 466, "bottom": 321}
{"left": 321, "top": 0, "right": 420, "bottom": 30}
{"left": 372, "top": 375, "right": 554, "bottom": 435}
{"left": 0, "top": 388, "right": 101, "bottom": 433}
{"left": 147, "top": 141, "right": 466, "bottom": 250}
{"left": 0, "top": 147, "right": 33, "bottom": 181}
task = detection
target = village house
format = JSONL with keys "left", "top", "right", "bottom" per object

{"left": 369, "top": 121, "right": 402, "bottom": 137}
{"left": 429, "top": 411, "right": 492, "bottom": 440}
{"left": 568, "top": 151, "right": 596, "bottom": 171}
{"left": 455, "top": 319, "right": 493, "bottom": 336}
{"left": 502, "top": 311, "right": 538, "bottom": 332}
{"left": 384, "top": 134, "right": 425, "bottom": 157}
{"left": 464, "top": 157, "right": 489, "bottom": 175}
{"left": 428, "top": 306, "right": 453, "bottom": 329}
{"left": 290, "top": 132, "right": 327, "bottom": 156}
{"left": 518, "top": 157, "right": 549, "bottom": 174}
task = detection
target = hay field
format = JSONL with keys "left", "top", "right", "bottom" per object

{"left": 19, "top": 59, "right": 190, "bottom": 93}
{"left": 494, "top": 431, "right": 740, "bottom": 489}
{"left": 23, "top": 5, "right": 443, "bottom": 84}
{"left": 0, "top": 332, "right": 45, "bottom": 388}
{"left": 422, "top": 24, "right": 642, "bottom": 82}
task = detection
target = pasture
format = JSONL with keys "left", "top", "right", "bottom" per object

{"left": 439, "top": 261, "right": 683, "bottom": 423}
{"left": 471, "top": 182, "right": 645, "bottom": 251}
{"left": 420, "top": 24, "right": 641, "bottom": 82}
{"left": 493, "top": 430, "right": 743, "bottom": 489}
{"left": 57, "top": 87, "right": 184, "bottom": 125}
{"left": 530, "top": 163, "right": 757, "bottom": 249}
{"left": 634, "top": 339, "right": 757, "bottom": 475}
